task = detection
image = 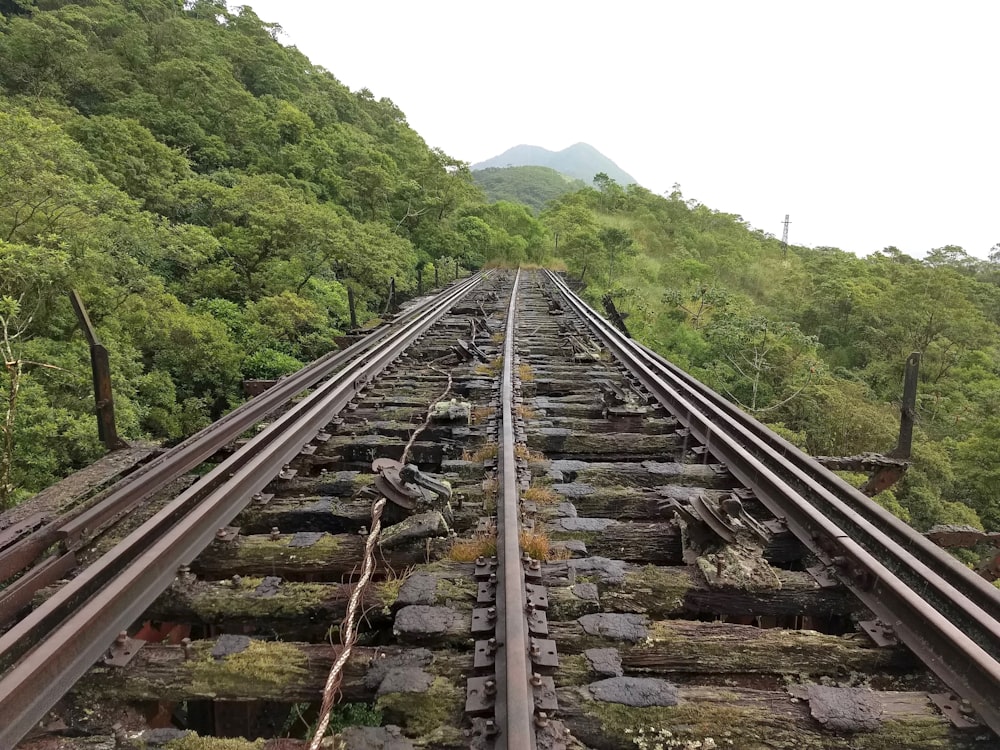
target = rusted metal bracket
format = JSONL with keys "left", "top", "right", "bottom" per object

{"left": 928, "top": 692, "right": 980, "bottom": 729}
{"left": 103, "top": 631, "right": 145, "bottom": 667}
{"left": 858, "top": 619, "right": 899, "bottom": 647}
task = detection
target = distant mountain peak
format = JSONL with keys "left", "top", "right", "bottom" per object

{"left": 472, "top": 143, "right": 636, "bottom": 187}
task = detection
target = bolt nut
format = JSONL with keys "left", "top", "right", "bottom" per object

{"left": 489, "top": 572, "right": 498, "bottom": 583}
{"left": 270, "top": 527, "right": 281, "bottom": 540}
{"left": 232, "top": 575, "right": 242, "bottom": 586}
{"left": 530, "top": 642, "right": 540, "bottom": 656}
{"left": 487, "top": 607, "right": 497, "bottom": 620}
{"left": 530, "top": 672, "right": 543, "bottom": 687}
{"left": 484, "top": 719, "right": 499, "bottom": 736}
{"left": 476, "top": 555, "right": 486, "bottom": 565}
{"left": 529, "top": 559, "right": 541, "bottom": 570}
{"left": 486, "top": 637, "right": 498, "bottom": 653}
{"left": 116, "top": 631, "right": 128, "bottom": 646}
{"left": 215, "top": 528, "right": 227, "bottom": 539}
{"left": 535, "top": 712, "right": 549, "bottom": 727}
{"left": 484, "top": 679, "right": 497, "bottom": 695}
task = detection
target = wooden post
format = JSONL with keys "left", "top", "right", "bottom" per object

{"left": 347, "top": 285, "right": 358, "bottom": 330}
{"left": 69, "top": 291, "right": 127, "bottom": 451}
{"left": 891, "top": 352, "right": 920, "bottom": 459}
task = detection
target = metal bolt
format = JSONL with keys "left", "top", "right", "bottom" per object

{"left": 484, "top": 679, "right": 496, "bottom": 695}
{"left": 215, "top": 528, "right": 227, "bottom": 539}
{"left": 270, "top": 527, "right": 281, "bottom": 540}
{"left": 116, "top": 631, "right": 128, "bottom": 646}
{"left": 529, "top": 559, "right": 541, "bottom": 571}
{"left": 487, "top": 607, "right": 497, "bottom": 620}
{"left": 489, "top": 572, "right": 498, "bottom": 583}
{"left": 358, "top": 526, "right": 368, "bottom": 535}
{"left": 476, "top": 556, "right": 486, "bottom": 565}
{"left": 535, "top": 712, "right": 549, "bottom": 727}
{"left": 484, "top": 719, "right": 499, "bottom": 736}
{"left": 181, "top": 637, "right": 193, "bottom": 660}
{"left": 232, "top": 575, "right": 241, "bottom": 586}
{"left": 530, "top": 642, "right": 540, "bottom": 656}
{"left": 521, "top": 552, "right": 531, "bottom": 563}
{"left": 252, "top": 493, "right": 263, "bottom": 503}
{"left": 178, "top": 565, "right": 191, "bottom": 578}
{"left": 486, "top": 637, "right": 498, "bottom": 653}
{"left": 530, "top": 672, "right": 543, "bottom": 687}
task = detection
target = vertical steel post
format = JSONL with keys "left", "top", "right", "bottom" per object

{"left": 68, "top": 291, "right": 126, "bottom": 451}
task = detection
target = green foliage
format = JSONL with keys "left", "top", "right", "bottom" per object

{"left": 472, "top": 165, "right": 587, "bottom": 212}
{"left": 541, "top": 181, "right": 1000, "bottom": 533}
{"left": 0, "top": 1, "right": 518, "bottom": 501}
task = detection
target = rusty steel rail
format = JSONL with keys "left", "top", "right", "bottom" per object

{"left": 0, "top": 273, "right": 485, "bottom": 749}
{"left": 494, "top": 268, "right": 535, "bottom": 747}
{"left": 545, "top": 269, "right": 1000, "bottom": 736}
{"left": 0, "top": 273, "right": 485, "bottom": 625}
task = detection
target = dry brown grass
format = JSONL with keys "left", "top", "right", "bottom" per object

{"left": 463, "top": 442, "right": 498, "bottom": 462}
{"left": 491, "top": 332, "right": 505, "bottom": 344}
{"left": 471, "top": 406, "right": 495, "bottom": 425}
{"left": 518, "top": 363, "right": 534, "bottom": 382}
{"left": 523, "top": 484, "right": 559, "bottom": 505}
{"left": 474, "top": 356, "right": 504, "bottom": 376}
{"left": 449, "top": 535, "right": 497, "bottom": 562}
{"left": 514, "top": 404, "right": 536, "bottom": 421}
{"left": 514, "top": 444, "right": 546, "bottom": 462}
{"left": 519, "top": 529, "right": 571, "bottom": 561}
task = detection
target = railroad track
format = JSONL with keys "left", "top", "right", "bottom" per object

{"left": 2, "top": 270, "right": 999, "bottom": 750}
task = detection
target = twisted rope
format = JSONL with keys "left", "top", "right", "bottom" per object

{"left": 309, "top": 367, "right": 454, "bottom": 747}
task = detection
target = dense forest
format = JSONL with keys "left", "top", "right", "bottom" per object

{"left": 0, "top": 0, "right": 543, "bottom": 506}
{"left": 2, "top": 1, "right": 998, "bottom": 546}
{"left": 472, "top": 166, "right": 586, "bottom": 213}
{"left": 478, "top": 173, "right": 1000, "bottom": 535}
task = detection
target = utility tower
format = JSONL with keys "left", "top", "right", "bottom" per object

{"left": 781, "top": 214, "right": 791, "bottom": 257}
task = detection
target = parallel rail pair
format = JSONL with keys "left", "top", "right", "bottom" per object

{"left": 0, "top": 272, "right": 488, "bottom": 747}
{"left": 545, "top": 269, "right": 1000, "bottom": 737}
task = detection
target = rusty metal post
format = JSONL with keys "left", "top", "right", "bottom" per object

{"left": 347, "top": 285, "right": 358, "bottom": 330}
{"left": 68, "top": 291, "right": 126, "bottom": 451}
{"left": 890, "top": 352, "right": 920, "bottom": 459}
{"left": 417, "top": 266, "right": 423, "bottom": 297}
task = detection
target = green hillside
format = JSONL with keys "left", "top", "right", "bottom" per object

{"left": 472, "top": 166, "right": 587, "bottom": 212}
{"left": 0, "top": 0, "right": 546, "bottom": 506}
{"left": 472, "top": 142, "right": 637, "bottom": 186}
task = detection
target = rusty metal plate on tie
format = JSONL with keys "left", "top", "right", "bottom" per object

{"left": 313, "top": 431, "right": 331, "bottom": 442}
{"left": 300, "top": 444, "right": 317, "bottom": 456}
{"left": 477, "top": 581, "right": 497, "bottom": 604}
{"left": 278, "top": 467, "right": 298, "bottom": 480}
{"left": 858, "top": 620, "right": 898, "bottom": 646}
{"left": 474, "top": 556, "right": 498, "bottom": 579}
{"left": 528, "top": 608, "right": 549, "bottom": 636}
{"left": 465, "top": 676, "right": 497, "bottom": 714}
{"left": 252, "top": 492, "right": 274, "bottom": 505}
{"left": 474, "top": 639, "right": 497, "bottom": 669}
{"left": 530, "top": 638, "right": 559, "bottom": 668}
{"left": 104, "top": 635, "right": 145, "bottom": 667}
{"left": 927, "top": 693, "right": 980, "bottom": 729}
{"left": 214, "top": 526, "right": 240, "bottom": 543}
{"left": 532, "top": 675, "right": 558, "bottom": 711}
{"left": 471, "top": 607, "right": 497, "bottom": 634}
{"left": 805, "top": 564, "right": 839, "bottom": 588}
{"left": 525, "top": 583, "right": 548, "bottom": 610}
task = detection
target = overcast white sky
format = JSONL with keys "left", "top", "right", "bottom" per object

{"left": 243, "top": 1, "right": 998, "bottom": 259}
